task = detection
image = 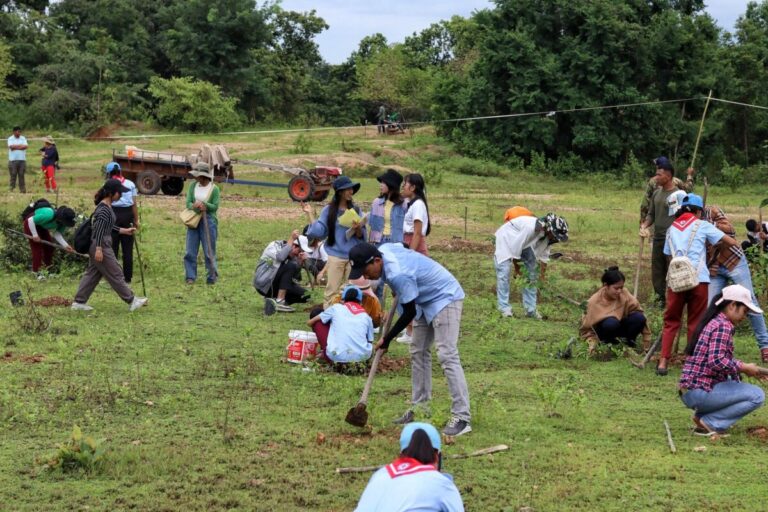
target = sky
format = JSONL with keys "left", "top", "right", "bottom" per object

{"left": 279, "top": 0, "right": 753, "bottom": 65}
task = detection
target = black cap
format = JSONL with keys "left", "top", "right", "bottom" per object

{"left": 348, "top": 243, "right": 382, "bottom": 280}
{"left": 103, "top": 178, "right": 130, "bottom": 194}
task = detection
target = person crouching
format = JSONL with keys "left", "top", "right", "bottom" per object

{"left": 308, "top": 285, "right": 374, "bottom": 367}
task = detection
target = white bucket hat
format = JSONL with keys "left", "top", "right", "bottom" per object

{"left": 716, "top": 284, "right": 763, "bottom": 314}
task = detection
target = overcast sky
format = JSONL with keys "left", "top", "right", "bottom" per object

{"left": 279, "top": 0, "right": 753, "bottom": 64}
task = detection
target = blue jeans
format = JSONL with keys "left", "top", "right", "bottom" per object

{"left": 494, "top": 247, "right": 539, "bottom": 315}
{"left": 593, "top": 312, "right": 646, "bottom": 346}
{"left": 681, "top": 380, "right": 765, "bottom": 432}
{"left": 708, "top": 258, "right": 768, "bottom": 350}
{"left": 184, "top": 218, "right": 218, "bottom": 283}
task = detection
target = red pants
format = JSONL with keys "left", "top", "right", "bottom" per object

{"left": 42, "top": 165, "right": 57, "bottom": 191}
{"left": 661, "top": 283, "right": 709, "bottom": 358}
{"left": 23, "top": 218, "right": 54, "bottom": 272}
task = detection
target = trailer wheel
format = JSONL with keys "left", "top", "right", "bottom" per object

{"left": 311, "top": 190, "right": 329, "bottom": 202}
{"left": 161, "top": 177, "right": 184, "bottom": 196}
{"left": 137, "top": 170, "right": 161, "bottom": 195}
{"left": 288, "top": 176, "right": 315, "bottom": 202}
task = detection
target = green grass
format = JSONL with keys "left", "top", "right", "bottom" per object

{"left": 1, "top": 127, "right": 767, "bottom": 511}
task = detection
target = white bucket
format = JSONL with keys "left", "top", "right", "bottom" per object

{"left": 286, "top": 330, "right": 319, "bottom": 363}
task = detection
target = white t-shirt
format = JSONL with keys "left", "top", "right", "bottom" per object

{"left": 309, "top": 242, "right": 328, "bottom": 262}
{"left": 403, "top": 199, "right": 428, "bottom": 236}
{"left": 494, "top": 216, "right": 550, "bottom": 264}
{"left": 319, "top": 302, "right": 374, "bottom": 363}
{"left": 194, "top": 182, "right": 213, "bottom": 202}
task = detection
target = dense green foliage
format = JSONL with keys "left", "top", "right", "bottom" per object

{"left": 4, "top": 0, "right": 768, "bottom": 175}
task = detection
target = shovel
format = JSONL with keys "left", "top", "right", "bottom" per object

{"left": 345, "top": 298, "right": 399, "bottom": 428}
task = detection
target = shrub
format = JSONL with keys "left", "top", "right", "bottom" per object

{"left": 44, "top": 426, "right": 106, "bottom": 473}
{"left": 621, "top": 151, "right": 646, "bottom": 189}
{"left": 720, "top": 161, "right": 744, "bottom": 192}
{"left": 148, "top": 76, "right": 238, "bottom": 132}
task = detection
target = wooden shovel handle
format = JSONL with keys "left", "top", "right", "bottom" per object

{"left": 358, "top": 298, "right": 399, "bottom": 405}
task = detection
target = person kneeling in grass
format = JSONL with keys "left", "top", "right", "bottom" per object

{"left": 308, "top": 285, "right": 374, "bottom": 366}
{"left": 679, "top": 284, "right": 768, "bottom": 437}
{"left": 580, "top": 266, "right": 650, "bottom": 355}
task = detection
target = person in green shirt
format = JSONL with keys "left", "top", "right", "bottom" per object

{"left": 23, "top": 205, "right": 76, "bottom": 274}
{"left": 183, "top": 163, "right": 220, "bottom": 285}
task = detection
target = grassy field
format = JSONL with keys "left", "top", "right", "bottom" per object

{"left": 1, "top": 127, "right": 767, "bottom": 511}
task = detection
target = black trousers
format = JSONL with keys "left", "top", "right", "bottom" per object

{"left": 593, "top": 312, "right": 647, "bottom": 346}
{"left": 267, "top": 260, "right": 308, "bottom": 304}
{"left": 111, "top": 206, "right": 135, "bottom": 283}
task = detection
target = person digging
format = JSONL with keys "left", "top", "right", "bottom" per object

{"left": 349, "top": 242, "right": 472, "bottom": 437}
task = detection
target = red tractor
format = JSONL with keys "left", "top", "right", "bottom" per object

{"left": 286, "top": 165, "right": 342, "bottom": 202}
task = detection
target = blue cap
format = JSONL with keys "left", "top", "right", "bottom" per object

{"left": 653, "top": 156, "right": 674, "bottom": 171}
{"left": 105, "top": 162, "right": 121, "bottom": 175}
{"left": 682, "top": 193, "right": 704, "bottom": 209}
{"left": 400, "top": 422, "right": 441, "bottom": 452}
{"left": 341, "top": 285, "right": 362, "bottom": 303}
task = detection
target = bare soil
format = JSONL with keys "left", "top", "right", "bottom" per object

{"left": 747, "top": 425, "right": 768, "bottom": 442}
{"left": 32, "top": 295, "right": 71, "bottom": 307}
{"left": 2, "top": 352, "right": 45, "bottom": 363}
{"left": 430, "top": 237, "right": 493, "bottom": 254}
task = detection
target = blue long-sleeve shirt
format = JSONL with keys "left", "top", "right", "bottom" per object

{"left": 306, "top": 204, "right": 366, "bottom": 259}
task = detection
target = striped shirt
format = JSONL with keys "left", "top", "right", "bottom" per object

{"left": 703, "top": 206, "right": 744, "bottom": 273}
{"left": 92, "top": 203, "right": 116, "bottom": 247}
{"left": 679, "top": 313, "right": 742, "bottom": 393}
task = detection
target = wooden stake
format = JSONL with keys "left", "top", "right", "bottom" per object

{"left": 633, "top": 236, "right": 644, "bottom": 298}
{"left": 690, "top": 90, "right": 713, "bottom": 171}
{"left": 664, "top": 420, "right": 677, "bottom": 454}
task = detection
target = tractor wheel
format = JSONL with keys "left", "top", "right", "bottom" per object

{"left": 137, "top": 170, "right": 161, "bottom": 195}
{"left": 161, "top": 177, "right": 185, "bottom": 196}
{"left": 311, "top": 189, "right": 329, "bottom": 202}
{"left": 288, "top": 175, "right": 315, "bottom": 202}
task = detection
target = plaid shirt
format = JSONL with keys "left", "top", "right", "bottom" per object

{"left": 703, "top": 206, "right": 744, "bottom": 274}
{"left": 679, "top": 313, "right": 743, "bottom": 392}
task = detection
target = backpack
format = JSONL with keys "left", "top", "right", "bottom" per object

{"left": 252, "top": 240, "right": 286, "bottom": 295}
{"left": 73, "top": 215, "right": 93, "bottom": 254}
{"left": 666, "top": 221, "right": 702, "bottom": 293}
{"left": 20, "top": 198, "right": 52, "bottom": 220}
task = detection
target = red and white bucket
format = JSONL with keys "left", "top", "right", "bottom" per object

{"left": 286, "top": 330, "right": 318, "bottom": 363}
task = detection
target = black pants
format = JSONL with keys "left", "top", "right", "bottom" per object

{"left": 266, "top": 260, "right": 308, "bottom": 304}
{"left": 111, "top": 206, "right": 134, "bottom": 283}
{"left": 303, "top": 258, "right": 326, "bottom": 279}
{"left": 593, "top": 312, "right": 647, "bottom": 346}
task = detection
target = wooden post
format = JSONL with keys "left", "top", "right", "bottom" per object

{"left": 690, "top": 90, "right": 713, "bottom": 171}
{"left": 464, "top": 206, "right": 468, "bottom": 239}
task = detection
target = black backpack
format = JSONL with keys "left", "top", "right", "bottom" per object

{"left": 73, "top": 215, "right": 93, "bottom": 254}
{"left": 20, "top": 198, "right": 52, "bottom": 220}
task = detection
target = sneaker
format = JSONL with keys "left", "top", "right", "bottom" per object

{"left": 264, "top": 298, "right": 277, "bottom": 316}
{"left": 761, "top": 348, "right": 768, "bottom": 363}
{"left": 71, "top": 302, "right": 93, "bottom": 311}
{"left": 186, "top": 279, "right": 194, "bottom": 285}
{"left": 275, "top": 299, "right": 295, "bottom": 313}
{"left": 525, "top": 310, "right": 543, "bottom": 320}
{"left": 129, "top": 296, "right": 148, "bottom": 312}
{"left": 393, "top": 410, "right": 415, "bottom": 425}
{"left": 501, "top": 309, "right": 514, "bottom": 318}
{"left": 443, "top": 416, "right": 472, "bottom": 437}
{"left": 396, "top": 332, "right": 413, "bottom": 344}
{"left": 35, "top": 273, "right": 46, "bottom": 281}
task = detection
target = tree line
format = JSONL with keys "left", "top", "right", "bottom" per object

{"left": 2, "top": 0, "right": 768, "bottom": 178}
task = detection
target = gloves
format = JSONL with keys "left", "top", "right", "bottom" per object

{"left": 639, "top": 227, "right": 650, "bottom": 238}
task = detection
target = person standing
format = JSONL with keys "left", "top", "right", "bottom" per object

{"left": 23, "top": 204, "right": 76, "bottom": 275}
{"left": 105, "top": 162, "right": 139, "bottom": 283}
{"left": 303, "top": 176, "right": 366, "bottom": 309}
{"left": 639, "top": 157, "right": 693, "bottom": 307}
{"left": 494, "top": 213, "right": 569, "bottom": 319}
{"left": 72, "top": 179, "right": 147, "bottom": 311}
{"left": 39, "top": 136, "right": 59, "bottom": 193}
{"left": 376, "top": 104, "right": 386, "bottom": 134}
{"left": 657, "top": 194, "right": 734, "bottom": 375}
{"left": 7, "top": 126, "right": 28, "bottom": 193}
{"left": 349, "top": 242, "right": 472, "bottom": 436}
{"left": 184, "top": 163, "right": 220, "bottom": 285}
{"left": 679, "top": 285, "right": 767, "bottom": 436}
{"left": 702, "top": 205, "right": 768, "bottom": 363}
{"left": 355, "top": 422, "right": 464, "bottom": 511}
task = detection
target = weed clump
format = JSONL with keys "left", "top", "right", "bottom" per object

{"left": 43, "top": 426, "right": 106, "bottom": 473}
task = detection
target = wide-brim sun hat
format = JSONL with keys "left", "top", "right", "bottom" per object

{"left": 332, "top": 176, "right": 360, "bottom": 194}
{"left": 43, "top": 136, "right": 55, "bottom": 145}
{"left": 190, "top": 162, "right": 213, "bottom": 180}
{"left": 716, "top": 284, "right": 763, "bottom": 314}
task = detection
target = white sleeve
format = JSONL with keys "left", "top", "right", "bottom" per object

{"left": 52, "top": 231, "right": 70, "bottom": 248}
{"left": 26, "top": 216, "right": 39, "bottom": 238}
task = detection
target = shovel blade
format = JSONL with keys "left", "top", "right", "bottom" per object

{"left": 345, "top": 403, "right": 368, "bottom": 427}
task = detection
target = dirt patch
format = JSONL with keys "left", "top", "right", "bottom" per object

{"left": 378, "top": 356, "right": 410, "bottom": 374}
{"left": 431, "top": 192, "right": 557, "bottom": 200}
{"left": 430, "top": 237, "right": 493, "bottom": 254}
{"left": 86, "top": 125, "right": 115, "bottom": 140}
{"left": 32, "top": 296, "right": 71, "bottom": 307}
{"left": 747, "top": 426, "right": 768, "bottom": 442}
{"left": 217, "top": 206, "right": 303, "bottom": 221}
{"left": 2, "top": 352, "right": 45, "bottom": 363}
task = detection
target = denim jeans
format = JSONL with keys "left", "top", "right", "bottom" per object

{"left": 681, "top": 380, "right": 765, "bottom": 432}
{"left": 708, "top": 258, "right": 768, "bottom": 350}
{"left": 183, "top": 217, "right": 217, "bottom": 283}
{"left": 494, "top": 248, "right": 538, "bottom": 315}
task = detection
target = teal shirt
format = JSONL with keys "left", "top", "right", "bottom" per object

{"left": 32, "top": 207, "right": 65, "bottom": 233}
{"left": 185, "top": 182, "right": 220, "bottom": 223}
